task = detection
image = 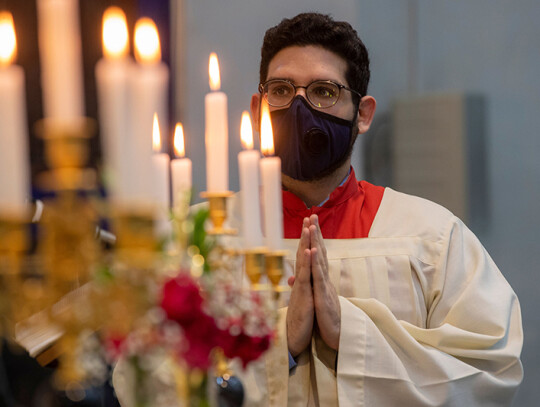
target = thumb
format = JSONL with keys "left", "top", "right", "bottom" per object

{"left": 288, "top": 276, "right": 296, "bottom": 287}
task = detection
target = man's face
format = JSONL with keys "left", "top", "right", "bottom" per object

{"left": 265, "top": 45, "right": 357, "bottom": 122}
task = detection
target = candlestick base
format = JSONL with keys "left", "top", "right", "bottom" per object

{"left": 265, "top": 251, "right": 289, "bottom": 297}
{"left": 34, "top": 117, "right": 97, "bottom": 191}
{"left": 200, "top": 191, "right": 236, "bottom": 235}
{"left": 0, "top": 215, "right": 29, "bottom": 335}
{"left": 112, "top": 204, "right": 157, "bottom": 270}
{"left": 244, "top": 248, "right": 267, "bottom": 290}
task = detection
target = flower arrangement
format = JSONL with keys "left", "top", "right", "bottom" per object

{"left": 88, "top": 205, "right": 278, "bottom": 406}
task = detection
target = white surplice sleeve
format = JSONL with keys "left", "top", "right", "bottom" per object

{"left": 336, "top": 193, "right": 523, "bottom": 406}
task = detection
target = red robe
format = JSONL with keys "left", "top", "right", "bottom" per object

{"left": 282, "top": 168, "right": 385, "bottom": 239}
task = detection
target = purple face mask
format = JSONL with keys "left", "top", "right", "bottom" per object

{"left": 269, "top": 96, "right": 355, "bottom": 181}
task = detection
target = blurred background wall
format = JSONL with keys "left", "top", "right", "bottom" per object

{"left": 176, "top": 0, "right": 539, "bottom": 405}
{"left": 357, "top": 4, "right": 539, "bottom": 404}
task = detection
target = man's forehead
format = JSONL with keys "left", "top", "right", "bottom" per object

{"left": 266, "top": 45, "right": 348, "bottom": 84}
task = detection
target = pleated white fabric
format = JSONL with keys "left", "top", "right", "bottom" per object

{"left": 240, "top": 188, "right": 523, "bottom": 407}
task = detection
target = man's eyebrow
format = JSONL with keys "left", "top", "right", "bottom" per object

{"left": 266, "top": 76, "right": 295, "bottom": 83}
{"left": 265, "top": 77, "right": 346, "bottom": 85}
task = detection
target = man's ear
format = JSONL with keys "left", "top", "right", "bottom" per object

{"left": 250, "top": 93, "right": 261, "bottom": 131}
{"left": 356, "top": 95, "right": 377, "bottom": 134}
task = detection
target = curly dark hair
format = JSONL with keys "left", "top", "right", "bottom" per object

{"left": 259, "top": 12, "right": 370, "bottom": 104}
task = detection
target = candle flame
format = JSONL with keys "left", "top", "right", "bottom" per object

{"left": 152, "top": 113, "right": 161, "bottom": 152}
{"left": 102, "top": 7, "right": 129, "bottom": 59}
{"left": 260, "top": 99, "right": 274, "bottom": 156}
{"left": 208, "top": 52, "right": 221, "bottom": 91}
{"left": 134, "top": 18, "right": 161, "bottom": 64}
{"left": 240, "top": 111, "right": 254, "bottom": 150}
{"left": 173, "top": 123, "right": 185, "bottom": 158}
{"left": 0, "top": 12, "right": 17, "bottom": 66}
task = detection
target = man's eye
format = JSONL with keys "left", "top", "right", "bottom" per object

{"left": 271, "top": 86, "right": 291, "bottom": 96}
{"left": 311, "top": 86, "right": 336, "bottom": 98}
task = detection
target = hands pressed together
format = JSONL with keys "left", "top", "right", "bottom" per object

{"left": 286, "top": 214, "right": 341, "bottom": 357}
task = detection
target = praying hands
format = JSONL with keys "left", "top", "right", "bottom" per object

{"left": 286, "top": 214, "right": 341, "bottom": 357}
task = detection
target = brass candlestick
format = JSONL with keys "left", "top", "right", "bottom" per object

{"left": 0, "top": 213, "right": 29, "bottom": 337}
{"left": 113, "top": 205, "right": 157, "bottom": 270}
{"left": 36, "top": 117, "right": 98, "bottom": 304}
{"left": 200, "top": 191, "right": 236, "bottom": 235}
{"left": 35, "top": 118, "right": 98, "bottom": 192}
{"left": 102, "top": 205, "right": 159, "bottom": 340}
{"left": 34, "top": 117, "right": 100, "bottom": 387}
{"left": 265, "top": 251, "right": 289, "bottom": 298}
{"left": 244, "top": 247, "right": 267, "bottom": 290}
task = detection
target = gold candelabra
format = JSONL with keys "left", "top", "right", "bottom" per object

{"left": 1, "top": 119, "right": 288, "bottom": 401}
{"left": 0, "top": 212, "right": 29, "bottom": 337}
{"left": 35, "top": 118, "right": 101, "bottom": 386}
{"left": 200, "top": 190, "right": 288, "bottom": 296}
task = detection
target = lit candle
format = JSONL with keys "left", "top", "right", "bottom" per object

{"left": 129, "top": 17, "right": 169, "bottom": 206}
{"left": 152, "top": 114, "right": 170, "bottom": 208}
{"left": 36, "top": 0, "right": 85, "bottom": 122}
{"left": 0, "top": 12, "right": 30, "bottom": 216}
{"left": 205, "top": 53, "right": 228, "bottom": 192}
{"left": 95, "top": 7, "right": 133, "bottom": 201}
{"left": 259, "top": 101, "right": 283, "bottom": 251}
{"left": 238, "top": 111, "right": 263, "bottom": 249}
{"left": 152, "top": 114, "right": 171, "bottom": 238}
{"left": 171, "top": 123, "right": 192, "bottom": 208}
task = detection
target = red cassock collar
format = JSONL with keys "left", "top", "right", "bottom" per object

{"left": 282, "top": 168, "right": 385, "bottom": 239}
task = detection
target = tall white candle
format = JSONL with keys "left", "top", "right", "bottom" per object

{"left": 95, "top": 7, "right": 133, "bottom": 202}
{"left": 128, "top": 17, "right": 169, "bottom": 207}
{"left": 205, "top": 53, "right": 228, "bottom": 192}
{"left": 171, "top": 123, "right": 192, "bottom": 208}
{"left": 36, "top": 0, "right": 85, "bottom": 122}
{"left": 0, "top": 12, "right": 29, "bottom": 215}
{"left": 152, "top": 114, "right": 171, "bottom": 208}
{"left": 152, "top": 114, "right": 171, "bottom": 239}
{"left": 259, "top": 101, "right": 283, "bottom": 251}
{"left": 238, "top": 112, "right": 263, "bottom": 249}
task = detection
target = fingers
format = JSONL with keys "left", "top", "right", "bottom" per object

{"left": 309, "top": 215, "right": 326, "bottom": 256}
{"left": 309, "top": 224, "right": 328, "bottom": 271}
{"left": 310, "top": 247, "right": 324, "bottom": 284}
{"left": 296, "top": 218, "right": 311, "bottom": 263}
{"left": 297, "top": 248, "right": 312, "bottom": 284}
{"left": 295, "top": 217, "right": 311, "bottom": 279}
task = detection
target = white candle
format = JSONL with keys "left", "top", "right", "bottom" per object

{"left": 152, "top": 114, "right": 171, "bottom": 239}
{"left": 128, "top": 17, "right": 169, "bottom": 207}
{"left": 238, "top": 112, "right": 263, "bottom": 249}
{"left": 152, "top": 114, "right": 170, "bottom": 208}
{"left": 36, "top": 0, "right": 85, "bottom": 122}
{"left": 171, "top": 123, "right": 192, "bottom": 208}
{"left": 259, "top": 101, "right": 283, "bottom": 251}
{"left": 205, "top": 53, "right": 228, "bottom": 192}
{"left": 95, "top": 7, "right": 133, "bottom": 202}
{"left": 0, "top": 12, "right": 30, "bottom": 215}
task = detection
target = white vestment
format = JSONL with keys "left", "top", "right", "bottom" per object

{"left": 113, "top": 187, "right": 523, "bottom": 406}
{"left": 239, "top": 188, "right": 523, "bottom": 407}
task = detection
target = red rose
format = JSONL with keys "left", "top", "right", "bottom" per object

{"left": 217, "top": 328, "right": 237, "bottom": 358}
{"left": 182, "top": 313, "right": 220, "bottom": 369}
{"left": 220, "top": 332, "right": 272, "bottom": 368}
{"left": 160, "top": 274, "right": 204, "bottom": 327}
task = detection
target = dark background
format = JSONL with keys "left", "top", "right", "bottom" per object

{"left": 0, "top": 0, "right": 171, "bottom": 191}
{"left": 1, "top": 1, "right": 170, "bottom": 405}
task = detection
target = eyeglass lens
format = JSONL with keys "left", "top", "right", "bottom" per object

{"left": 264, "top": 80, "right": 340, "bottom": 108}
